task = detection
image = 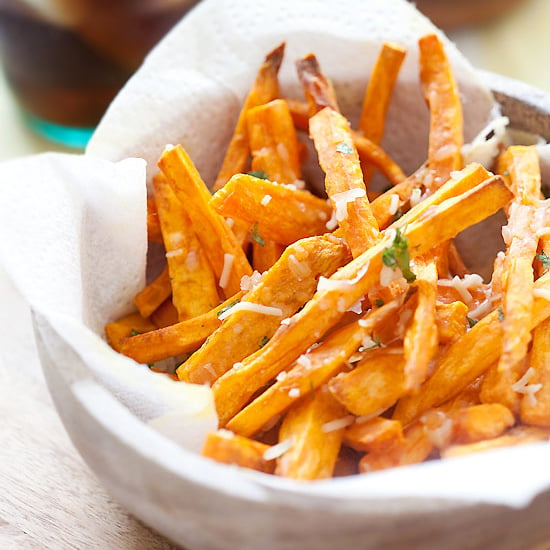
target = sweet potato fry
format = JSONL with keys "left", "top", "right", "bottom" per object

{"left": 295, "top": 53, "right": 339, "bottom": 116}
{"left": 146, "top": 197, "right": 163, "bottom": 244}
{"left": 434, "top": 300, "right": 468, "bottom": 343}
{"left": 213, "top": 175, "right": 513, "bottom": 428}
{"left": 441, "top": 426, "right": 550, "bottom": 459}
{"left": 419, "top": 33, "right": 463, "bottom": 189}
{"left": 105, "top": 312, "right": 157, "bottom": 352}
{"left": 359, "top": 41, "right": 406, "bottom": 185}
{"left": 275, "top": 385, "right": 347, "bottom": 480}
{"left": 179, "top": 234, "right": 351, "bottom": 386}
{"left": 329, "top": 350, "right": 406, "bottom": 416}
{"left": 202, "top": 430, "right": 275, "bottom": 474}
{"left": 520, "top": 319, "right": 550, "bottom": 426}
{"left": 358, "top": 422, "right": 433, "bottom": 473}
{"left": 158, "top": 145, "right": 252, "bottom": 297}
{"left": 210, "top": 174, "right": 332, "bottom": 245}
{"left": 252, "top": 240, "right": 285, "bottom": 273}
{"left": 214, "top": 43, "right": 285, "bottom": 191}
{"left": 344, "top": 417, "right": 404, "bottom": 454}
{"left": 310, "top": 107, "right": 380, "bottom": 256}
{"left": 498, "top": 145, "right": 542, "bottom": 205}
{"left": 225, "top": 297, "right": 404, "bottom": 434}
{"left": 133, "top": 265, "right": 172, "bottom": 319}
{"left": 150, "top": 297, "right": 179, "bottom": 328}
{"left": 247, "top": 99, "right": 301, "bottom": 184}
{"left": 152, "top": 173, "right": 219, "bottom": 320}
{"left": 451, "top": 403, "right": 515, "bottom": 444}
{"left": 118, "top": 293, "right": 243, "bottom": 364}
{"left": 394, "top": 271, "right": 550, "bottom": 425}
{"left": 403, "top": 254, "right": 439, "bottom": 391}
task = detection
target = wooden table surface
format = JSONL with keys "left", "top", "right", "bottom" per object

{"left": 2, "top": 1, "right": 550, "bottom": 548}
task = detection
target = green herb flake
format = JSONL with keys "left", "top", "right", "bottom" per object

{"left": 250, "top": 222, "right": 265, "bottom": 247}
{"left": 466, "top": 316, "right": 478, "bottom": 328}
{"left": 259, "top": 335, "right": 269, "bottom": 348}
{"left": 130, "top": 328, "right": 142, "bottom": 336}
{"left": 498, "top": 307, "right": 505, "bottom": 322}
{"left": 147, "top": 363, "right": 155, "bottom": 369}
{"left": 335, "top": 142, "right": 353, "bottom": 155}
{"left": 536, "top": 251, "right": 550, "bottom": 270}
{"left": 375, "top": 298, "right": 385, "bottom": 307}
{"left": 216, "top": 299, "right": 240, "bottom": 318}
{"left": 381, "top": 228, "right": 417, "bottom": 283}
{"left": 358, "top": 335, "right": 382, "bottom": 352}
{"left": 247, "top": 169, "right": 269, "bottom": 180}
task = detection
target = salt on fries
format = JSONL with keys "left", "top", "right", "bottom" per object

{"left": 106, "top": 35, "right": 550, "bottom": 480}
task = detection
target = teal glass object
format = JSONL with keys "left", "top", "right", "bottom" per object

{"left": 24, "top": 112, "right": 94, "bottom": 149}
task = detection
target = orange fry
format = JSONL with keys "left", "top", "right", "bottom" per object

{"left": 202, "top": 430, "right": 275, "bottom": 474}
{"left": 179, "top": 234, "right": 351, "bottom": 386}
{"left": 214, "top": 43, "right": 285, "bottom": 191}
{"left": 158, "top": 145, "right": 252, "bottom": 297}
{"left": 105, "top": 312, "right": 157, "bottom": 353}
{"left": 275, "top": 385, "right": 347, "bottom": 480}
{"left": 403, "top": 254, "right": 439, "bottom": 391}
{"left": 247, "top": 99, "right": 301, "bottom": 184}
{"left": 310, "top": 107, "right": 380, "bottom": 256}
{"left": 394, "top": 271, "right": 550, "bottom": 425}
{"left": 225, "top": 297, "right": 404, "bottom": 434}
{"left": 419, "top": 33, "right": 463, "bottom": 189}
{"left": 451, "top": 403, "right": 515, "bottom": 444}
{"left": 133, "top": 265, "right": 172, "bottom": 319}
{"left": 295, "top": 53, "right": 339, "bottom": 116}
{"left": 149, "top": 297, "right": 179, "bottom": 328}
{"left": 344, "top": 417, "right": 404, "bottom": 454}
{"left": 359, "top": 41, "right": 407, "bottom": 184}
{"left": 434, "top": 300, "right": 468, "bottom": 344}
{"left": 329, "top": 350, "right": 406, "bottom": 417}
{"left": 213, "top": 175, "right": 513, "bottom": 429}
{"left": 146, "top": 197, "right": 163, "bottom": 244}
{"left": 118, "top": 293, "right": 243, "bottom": 364}
{"left": 152, "top": 173, "right": 219, "bottom": 320}
{"left": 210, "top": 174, "right": 332, "bottom": 245}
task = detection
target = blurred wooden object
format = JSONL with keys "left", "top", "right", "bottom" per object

{"left": 414, "top": 0, "right": 529, "bottom": 28}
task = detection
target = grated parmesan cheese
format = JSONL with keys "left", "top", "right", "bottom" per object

{"left": 202, "top": 363, "right": 217, "bottom": 378}
{"left": 332, "top": 188, "right": 366, "bottom": 222}
{"left": 280, "top": 317, "right": 291, "bottom": 326}
{"left": 219, "top": 253, "right": 234, "bottom": 290}
{"left": 276, "top": 371, "right": 288, "bottom": 382}
{"left": 325, "top": 208, "right": 338, "bottom": 231}
{"left": 217, "top": 429, "right": 235, "bottom": 439}
{"left": 388, "top": 194, "right": 400, "bottom": 216}
{"left": 321, "top": 415, "right": 355, "bottom": 433}
{"left": 165, "top": 247, "right": 184, "bottom": 258}
{"left": 288, "top": 253, "right": 312, "bottom": 281}
{"left": 296, "top": 354, "right": 312, "bottom": 369}
{"left": 225, "top": 217, "right": 234, "bottom": 228}
{"left": 355, "top": 407, "right": 388, "bottom": 424}
{"left": 380, "top": 264, "right": 403, "bottom": 287}
{"left": 512, "top": 367, "right": 543, "bottom": 407}
{"left": 410, "top": 187, "right": 422, "bottom": 207}
{"left": 217, "top": 301, "right": 283, "bottom": 321}
{"left": 240, "top": 270, "right": 264, "bottom": 292}
{"left": 263, "top": 438, "right": 293, "bottom": 461}
{"left": 468, "top": 299, "right": 492, "bottom": 320}
{"left": 347, "top": 297, "right": 363, "bottom": 314}
{"left": 260, "top": 194, "right": 272, "bottom": 206}
{"left": 316, "top": 263, "right": 370, "bottom": 293}
{"left": 288, "top": 388, "right": 300, "bottom": 398}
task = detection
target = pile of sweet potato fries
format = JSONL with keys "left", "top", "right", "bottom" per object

{"left": 106, "top": 34, "right": 550, "bottom": 480}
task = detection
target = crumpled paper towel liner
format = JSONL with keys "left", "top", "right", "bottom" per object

{"left": 1, "top": 0, "right": 549, "bottom": 534}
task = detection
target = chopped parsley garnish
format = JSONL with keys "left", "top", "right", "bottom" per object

{"left": 381, "top": 228, "right": 416, "bottom": 283}
{"left": 375, "top": 298, "right": 385, "bottom": 307}
{"left": 498, "top": 307, "right": 505, "bottom": 322}
{"left": 247, "top": 169, "right": 269, "bottom": 180}
{"left": 466, "top": 316, "right": 478, "bottom": 328}
{"left": 130, "top": 329, "right": 142, "bottom": 336}
{"left": 216, "top": 299, "right": 240, "bottom": 318}
{"left": 259, "top": 335, "right": 269, "bottom": 348}
{"left": 250, "top": 222, "right": 265, "bottom": 247}
{"left": 147, "top": 363, "right": 155, "bottom": 369}
{"left": 335, "top": 142, "right": 353, "bottom": 154}
{"left": 358, "top": 335, "right": 382, "bottom": 352}
{"left": 536, "top": 251, "right": 550, "bottom": 270}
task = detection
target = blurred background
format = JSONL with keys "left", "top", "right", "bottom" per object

{"left": 0, "top": 0, "right": 548, "bottom": 161}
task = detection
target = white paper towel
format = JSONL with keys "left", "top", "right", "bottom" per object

{"left": 1, "top": 0, "right": 549, "bottom": 513}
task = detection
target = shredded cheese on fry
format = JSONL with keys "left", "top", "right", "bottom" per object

{"left": 288, "top": 388, "right": 300, "bottom": 398}
{"left": 316, "top": 263, "right": 370, "bottom": 293}
{"left": 225, "top": 217, "right": 234, "bottom": 228}
{"left": 240, "top": 270, "right": 264, "bottom": 292}
{"left": 165, "top": 247, "right": 184, "bottom": 258}
{"left": 410, "top": 187, "right": 422, "bottom": 207}
{"left": 219, "top": 253, "right": 234, "bottom": 290}
{"left": 288, "top": 254, "right": 312, "bottom": 281}
{"left": 512, "top": 367, "right": 543, "bottom": 407}
{"left": 261, "top": 194, "right": 272, "bottom": 206}
{"left": 321, "top": 416, "right": 355, "bottom": 433}
{"left": 217, "top": 301, "right": 283, "bottom": 321}
{"left": 263, "top": 439, "right": 293, "bottom": 461}
{"left": 325, "top": 208, "right": 338, "bottom": 231}
{"left": 388, "top": 194, "right": 400, "bottom": 215}
{"left": 296, "top": 355, "right": 312, "bottom": 369}
{"left": 332, "top": 188, "right": 367, "bottom": 222}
